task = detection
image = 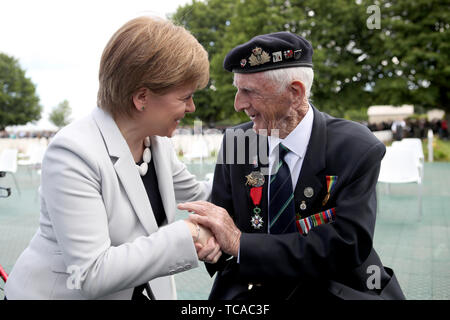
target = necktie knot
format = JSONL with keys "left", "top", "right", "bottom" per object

{"left": 279, "top": 143, "right": 290, "bottom": 159}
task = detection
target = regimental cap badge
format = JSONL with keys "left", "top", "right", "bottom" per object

{"left": 284, "top": 49, "right": 293, "bottom": 59}
{"left": 248, "top": 47, "right": 271, "bottom": 66}
{"left": 272, "top": 51, "right": 282, "bottom": 63}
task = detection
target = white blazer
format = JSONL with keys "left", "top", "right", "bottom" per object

{"left": 5, "top": 107, "right": 211, "bottom": 300}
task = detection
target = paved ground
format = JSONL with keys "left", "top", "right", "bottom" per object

{"left": 1, "top": 162, "right": 449, "bottom": 299}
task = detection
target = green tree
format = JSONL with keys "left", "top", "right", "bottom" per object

{"left": 371, "top": 0, "right": 450, "bottom": 113}
{"left": 0, "top": 52, "right": 42, "bottom": 130}
{"left": 171, "top": 0, "right": 240, "bottom": 126}
{"left": 49, "top": 100, "right": 72, "bottom": 129}
{"left": 172, "top": 0, "right": 450, "bottom": 124}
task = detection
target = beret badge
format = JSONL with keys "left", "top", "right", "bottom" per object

{"left": 248, "top": 47, "right": 270, "bottom": 66}
{"left": 224, "top": 32, "right": 314, "bottom": 73}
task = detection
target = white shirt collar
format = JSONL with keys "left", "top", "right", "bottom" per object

{"left": 268, "top": 104, "right": 314, "bottom": 159}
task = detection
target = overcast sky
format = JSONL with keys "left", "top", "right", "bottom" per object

{"left": 0, "top": 0, "right": 193, "bottom": 126}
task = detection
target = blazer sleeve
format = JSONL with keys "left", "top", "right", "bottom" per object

{"left": 41, "top": 136, "right": 198, "bottom": 299}
{"left": 238, "top": 141, "right": 386, "bottom": 282}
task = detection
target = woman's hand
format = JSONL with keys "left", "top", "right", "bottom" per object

{"left": 184, "top": 219, "right": 222, "bottom": 264}
{"left": 179, "top": 201, "right": 241, "bottom": 257}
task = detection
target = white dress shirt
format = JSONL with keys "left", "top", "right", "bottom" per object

{"left": 267, "top": 105, "right": 314, "bottom": 229}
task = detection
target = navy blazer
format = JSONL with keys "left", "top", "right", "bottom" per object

{"left": 206, "top": 105, "right": 405, "bottom": 300}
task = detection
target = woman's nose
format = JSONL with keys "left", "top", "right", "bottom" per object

{"left": 186, "top": 99, "right": 196, "bottom": 113}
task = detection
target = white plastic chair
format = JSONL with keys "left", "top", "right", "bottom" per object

{"left": 18, "top": 144, "right": 46, "bottom": 166}
{"left": 0, "top": 148, "right": 21, "bottom": 196}
{"left": 378, "top": 146, "right": 422, "bottom": 220}
{"left": 18, "top": 144, "right": 46, "bottom": 180}
{"left": 392, "top": 138, "right": 424, "bottom": 180}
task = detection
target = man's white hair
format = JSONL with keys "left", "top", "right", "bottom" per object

{"left": 263, "top": 67, "right": 314, "bottom": 98}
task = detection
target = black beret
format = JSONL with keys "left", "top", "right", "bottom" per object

{"left": 223, "top": 31, "right": 313, "bottom": 73}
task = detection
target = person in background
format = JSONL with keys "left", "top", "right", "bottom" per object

{"left": 391, "top": 119, "right": 406, "bottom": 141}
{"left": 4, "top": 16, "right": 221, "bottom": 300}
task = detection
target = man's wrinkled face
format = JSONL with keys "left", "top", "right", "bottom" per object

{"left": 233, "top": 73, "right": 292, "bottom": 135}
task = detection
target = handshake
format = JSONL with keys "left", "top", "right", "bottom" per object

{"left": 180, "top": 201, "right": 242, "bottom": 265}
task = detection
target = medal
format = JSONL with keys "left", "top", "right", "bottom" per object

{"left": 300, "top": 201, "right": 307, "bottom": 210}
{"left": 322, "top": 193, "right": 330, "bottom": 206}
{"left": 249, "top": 186, "right": 263, "bottom": 229}
{"left": 245, "top": 171, "right": 265, "bottom": 187}
{"left": 295, "top": 207, "right": 337, "bottom": 235}
{"left": 304, "top": 187, "right": 314, "bottom": 198}
{"left": 322, "top": 176, "right": 338, "bottom": 206}
{"left": 251, "top": 212, "right": 263, "bottom": 229}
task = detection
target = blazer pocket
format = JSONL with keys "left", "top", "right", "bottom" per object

{"left": 328, "top": 280, "right": 382, "bottom": 300}
{"left": 50, "top": 253, "right": 69, "bottom": 274}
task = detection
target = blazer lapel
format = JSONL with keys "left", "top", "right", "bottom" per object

{"left": 92, "top": 108, "right": 158, "bottom": 235}
{"left": 294, "top": 105, "right": 327, "bottom": 216}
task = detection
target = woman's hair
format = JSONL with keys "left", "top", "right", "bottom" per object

{"left": 97, "top": 16, "right": 209, "bottom": 118}
{"left": 263, "top": 67, "right": 314, "bottom": 99}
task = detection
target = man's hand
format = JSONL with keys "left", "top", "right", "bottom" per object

{"left": 179, "top": 201, "right": 241, "bottom": 257}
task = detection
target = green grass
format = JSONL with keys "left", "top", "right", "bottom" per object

{"left": 423, "top": 137, "right": 450, "bottom": 162}
{"left": 386, "top": 137, "right": 450, "bottom": 162}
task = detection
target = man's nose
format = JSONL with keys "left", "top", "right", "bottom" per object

{"left": 234, "top": 92, "right": 249, "bottom": 112}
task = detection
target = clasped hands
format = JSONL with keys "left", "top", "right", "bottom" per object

{"left": 180, "top": 201, "right": 241, "bottom": 264}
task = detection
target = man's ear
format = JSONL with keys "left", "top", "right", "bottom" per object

{"left": 289, "top": 80, "right": 306, "bottom": 106}
{"left": 132, "top": 87, "right": 149, "bottom": 112}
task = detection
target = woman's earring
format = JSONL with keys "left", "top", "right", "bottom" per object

{"left": 141, "top": 106, "right": 145, "bottom": 111}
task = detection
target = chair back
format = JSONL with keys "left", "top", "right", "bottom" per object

{"left": 30, "top": 145, "right": 46, "bottom": 165}
{"left": 0, "top": 149, "right": 18, "bottom": 173}
{"left": 398, "top": 138, "right": 424, "bottom": 162}
{"left": 378, "top": 146, "right": 421, "bottom": 184}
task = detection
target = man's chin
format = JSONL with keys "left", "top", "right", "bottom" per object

{"left": 252, "top": 122, "right": 270, "bottom": 136}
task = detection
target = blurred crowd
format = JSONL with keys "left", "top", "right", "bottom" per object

{"left": 367, "top": 118, "right": 449, "bottom": 141}
{"left": 0, "top": 130, "right": 55, "bottom": 139}
{"left": 1, "top": 118, "right": 448, "bottom": 144}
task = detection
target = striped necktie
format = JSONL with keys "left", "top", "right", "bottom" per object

{"left": 269, "top": 143, "right": 297, "bottom": 234}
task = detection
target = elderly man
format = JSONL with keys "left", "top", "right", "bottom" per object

{"left": 179, "top": 32, "right": 405, "bottom": 300}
